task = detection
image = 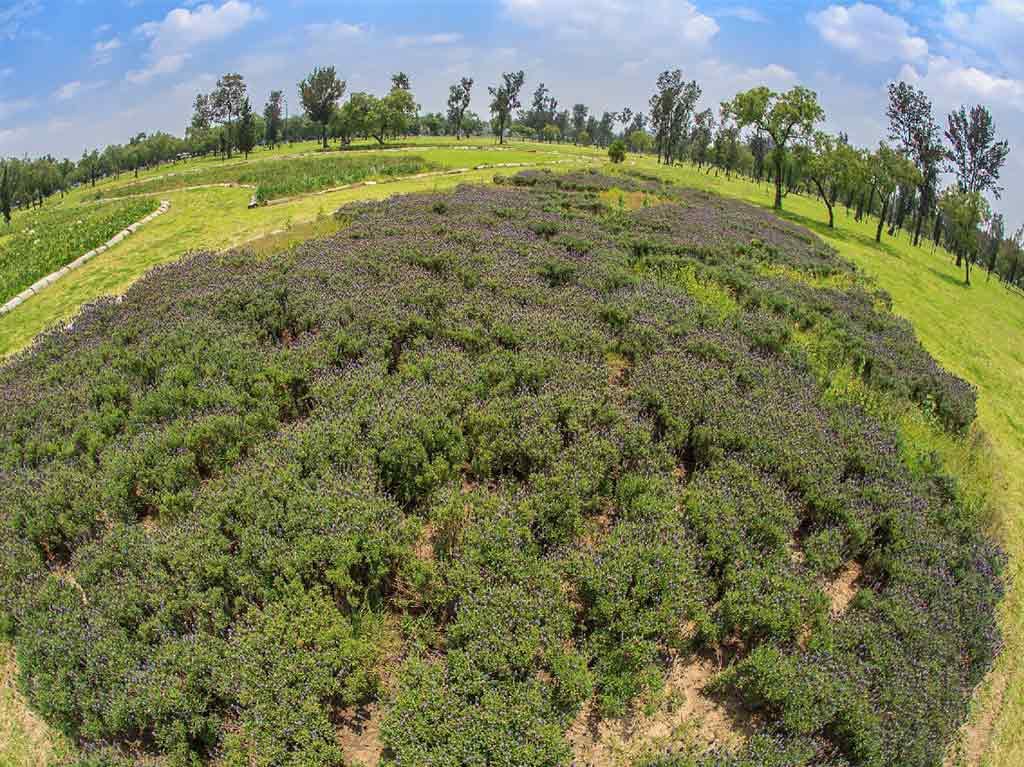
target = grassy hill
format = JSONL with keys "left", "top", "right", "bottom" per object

{"left": 0, "top": 142, "right": 1021, "bottom": 766}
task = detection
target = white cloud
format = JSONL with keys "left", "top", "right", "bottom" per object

{"left": 53, "top": 80, "right": 107, "bottom": 101}
{"left": 137, "top": 1, "right": 263, "bottom": 55}
{"left": 305, "top": 21, "right": 365, "bottom": 42}
{"left": 808, "top": 3, "right": 928, "bottom": 62}
{"left": 943, "top": 1, "right": 1024, "bottom": 71}
{"left": 899, "top": 55, "right": 1024, "bottom": 110}
{"left": 53, "top": 81, "right": 81, "bottom": 100}
{"left": 92, "top": 36, "right": 121, "bottom": 65}
{"left": 396, "top": 32, "right": 463, "bottom": 47}
{"left": 503, "top": 0, "right": 718, "bottom": 49}
{"left": 127, "top": 2, "right": 261, "bottom": 86}
{"left": 126, "top": 53, "right": 190, "bottom": 84}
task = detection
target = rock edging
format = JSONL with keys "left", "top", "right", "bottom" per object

{"left": 0, "top": 200, "right": 171, "bottom": 316}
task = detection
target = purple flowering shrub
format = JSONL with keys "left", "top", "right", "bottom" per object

{"left": 0, "top": 172, "right": 1001, "bottom": 766}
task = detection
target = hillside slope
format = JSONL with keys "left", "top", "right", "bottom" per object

{"left": 0, "top": 171, "right": 1002, "bottom": 766}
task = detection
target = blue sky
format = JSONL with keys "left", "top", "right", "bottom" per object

{"left": 1, "top": 0, "right": 1023, "bottom": 223}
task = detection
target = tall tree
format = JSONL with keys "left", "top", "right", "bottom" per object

{"left": 945, "top": 104, "right": 1010, "bottom": 199}
{"left": 0, "top": 159, "right": 17, "bottom": 225}
{"left": 728, "top": 85, "right": 824, "bottom": 210}
{"left": 939, "top": 186, "right": 989, "bottom": 285}
{"left": 446, "top": 77, "right": 474, "bottom": 139}
{"left": 263, "top": 90, "right": 284, "bottom": 149}
{"left": 211, "top": 73, "right": 247, "bottom": 159}
{"left": 299, "top": 66, "right": 346, "bottom": 149}
{"left": 804, "top": 132, "right": 853, "bottom": 228}
{"left": 868, "top": 143, "right": 919, "bottom": 243}
{"left": 571, "top": 104, "right": 589, "bottom": 143}
{"left": 887, "top": 81, "right": 942, "bottom": 246}
{"left": 236, "top": 98, "right": 257, "bottom": 158}
{"left": 524, "top": 82, "right": 557, "bottom": 140}
{"left": 488, "top": 71, "right": 525, "bottom": 145}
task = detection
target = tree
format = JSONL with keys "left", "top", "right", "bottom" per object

{"left": 236, "top": 98, "right": 257, "bottom": 158}
{"left": 945, "top": 104, "right": 1010, "bottom": 199}
{"left": 689, "top": 109, "right": 714, "bottom": 170}
{"left": 887, "top": 81, "right": 943, "bottom": 246}
{"left": 868, "top": 143, "right": 920, "bottom": 243}
{"left": 804, "top": 132, "right": 849, "bottom": 228}
{"left": 446, "top": 77, "right": 474, "bottom": 139}
{"left": 608, "top": 139, "right": 626, "bottom": 164}
{"left": 985, "top": 212, "right": 1004, "bottom": 282}
{"left": 263, "top": 91, "right": 284, "bottom": 149}
{"left": 0, "top": 159, "right": 17, "bottom": 225}
{"left": 628, "top": 130, "right": 653, "bottom": 154}
{"left": 391, "top": 72, "right": 411, "bottom": 91}
{"left": 299, "top": 66, "right": 346, "bottom": 149}
{"left": 191, "top": 93, "right": 214, "bottom": 132}
{"left": 577, "top": 130, "right": 592, "bottom": 147}
{"left": 939, "top": 187, "right": 990, "bottom": 285}
{"left": 542, "top": 124, "right": 561, "bottom": 143}
{"left": 728, "top": 85, "right": 824, "bottom": 210}
{"left": 211, "top": 73, "right": 247, "bottom": 159}
{"left": 489, "top": 71, "right": 525, "bottom": 145}
{"left": 524, "top": 82, "right": 557, "bottom": 140}
{"left": 571, "top": 104, "right": 588, "bottom": 143}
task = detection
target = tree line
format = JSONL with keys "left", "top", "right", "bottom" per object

{"left": 1, "top": 63, "right": 1017, "bottom": 289}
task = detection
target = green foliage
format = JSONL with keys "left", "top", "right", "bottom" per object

{"left": 608, "top": 139, "right": 627, "bottom": 164}
{"left": 0, "top": 172, "right": 1001, "bottom": 767}
{"left": 0, "top": 198, "right": 158, "bottom": 303}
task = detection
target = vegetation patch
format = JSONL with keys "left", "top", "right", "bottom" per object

{"left": 0, "top": 173, "right": 1002, "bottom": 766}
{"left": 94, "top": 154, "right": 437, "bottom": 204}
{"left": 0, "top": 199, "right": 158, "bottom": 304}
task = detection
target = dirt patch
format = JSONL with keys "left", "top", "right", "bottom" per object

{"left": 825, "top": 561, "right": 863, "bottom": 617}
{"left": 1, "top": 645, "right": 70, "bottom": 767}
{"left": 606, "top": 351, "right": 632, "bottom": 387}
{"left": 337, "top": 704, "right": 384, "bottom": 767}
{"left": 567, "top": 650, "right": 754, "bottom": 766}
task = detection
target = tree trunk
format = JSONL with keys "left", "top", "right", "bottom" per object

{"left": 322, "top": 125, "right": 328, "bottom": 149}
{"left": 964, "top": 255, "right": 971, "bottom": 285}
{"left": 773, "top": 154, "right": 784, "bottom": 210}
{"left": 876, "top": 196, "right": 889, "bottom": 243}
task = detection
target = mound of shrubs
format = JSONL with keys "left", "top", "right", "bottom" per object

{"left": 0, "top": 170, "right": 1000, "bottom": 766}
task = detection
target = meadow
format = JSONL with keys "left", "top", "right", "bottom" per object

{"left": 0, "top": 141, "right": 1020, "bottom": 767}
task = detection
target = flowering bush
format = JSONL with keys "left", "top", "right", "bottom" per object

{"left": 0, "top": 171, "right": 1000, "bottom": 766}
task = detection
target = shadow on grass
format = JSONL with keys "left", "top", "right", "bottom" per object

{"left": 926, "top": 265, "right": 970, "bottom": 289}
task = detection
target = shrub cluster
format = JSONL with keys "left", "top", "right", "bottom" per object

{"left": 0, "top": 171, "right": 1000, "bottom": 766}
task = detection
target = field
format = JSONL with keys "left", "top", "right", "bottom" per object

{"left": 0, "top": 141, "right": 1021, "bottom": 766}
{"left": 0, "top": 198, "right": 159, "bottom": 304}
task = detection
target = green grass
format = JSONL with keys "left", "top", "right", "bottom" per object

{"left": 0, "top": 198, "right": 158, "bottom": 303}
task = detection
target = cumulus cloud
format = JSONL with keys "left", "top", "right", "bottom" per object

{"left": 808, "top": 3, "right": 927, "bottom": 62}
{"left": 126, "top": 53, "right": 190, "bottom": 85}
{"left": 503, "top": 0, "right": 718, "bottom": 49}
{"left": 899, "top": 55, "right": 1024, "bottom": 111}
{"left": 137, "top": 1, "right": 263, "bottom": 55}
{"left": 127, "top": 2, "right": 262, "bottom": 85}
{"left": 943, "top": 0, "right": 1024, "bottom": 71}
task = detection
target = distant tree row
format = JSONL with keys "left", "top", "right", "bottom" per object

{"left": 1, "top": 64, "right": 1015, "bottom": 288}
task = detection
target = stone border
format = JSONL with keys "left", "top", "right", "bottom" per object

{"left": 0, "top": 200, "right": 171, "bottom": 316}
